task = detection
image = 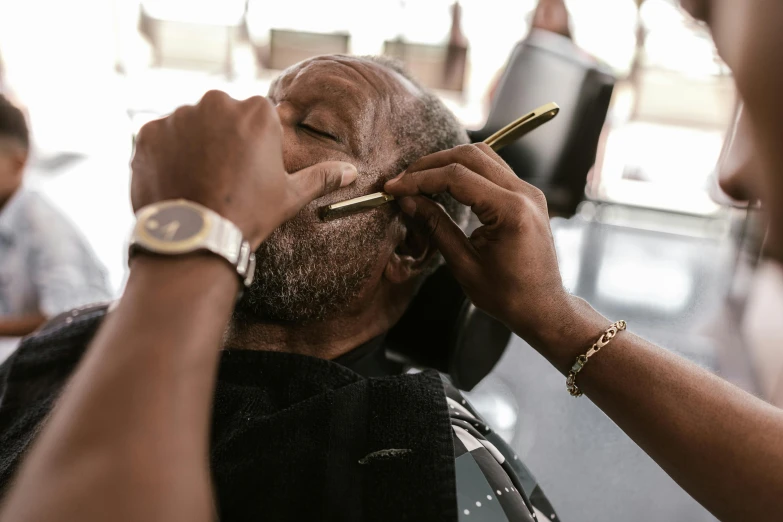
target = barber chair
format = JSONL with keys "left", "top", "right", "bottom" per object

{"left": 386, "top": 265, "right": 511, "bottom": 391}
{"left": 470, "top": 30, "right": 616, "bottom": 217}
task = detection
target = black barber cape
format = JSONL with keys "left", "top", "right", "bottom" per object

{"left": 0, "top": 304, "right": 558, "bottom": 521}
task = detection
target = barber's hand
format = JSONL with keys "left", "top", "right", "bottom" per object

{"left": 384, "top": 144, "right": 571, "bottom": 345}
{"left": 131, "top": 90, "right": 357, "bottom": 248}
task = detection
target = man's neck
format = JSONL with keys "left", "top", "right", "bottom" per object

{"left": 222, "top": 300, "right": 397, "bottom": 361}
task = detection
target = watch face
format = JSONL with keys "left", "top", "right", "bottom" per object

{"left": 145, "top": 205, "right": 205, "bottom": 243}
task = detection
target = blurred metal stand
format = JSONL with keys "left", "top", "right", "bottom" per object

{"left": 261, "top": 30, "right": 349, "bottom": 72}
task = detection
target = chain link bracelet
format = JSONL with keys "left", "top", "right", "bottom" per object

{"left": 566, "top": 320, "right": 627, "bottom": 397}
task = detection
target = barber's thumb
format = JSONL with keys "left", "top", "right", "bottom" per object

{"left": 289, "top": 161, "right": 358, "bottom": 204}
{"left": 399, "top": 196, "right": 472, "bottom": 267}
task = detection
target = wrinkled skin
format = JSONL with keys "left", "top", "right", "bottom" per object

{"left": 237, "top": 56, "right": 417, "bottom": 322}
{"left": 227, "top": 56, "right": 439, "bottom": 357}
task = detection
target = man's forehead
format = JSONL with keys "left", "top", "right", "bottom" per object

{"left": 271, "top": 56, "right": 421, "bottom": 104}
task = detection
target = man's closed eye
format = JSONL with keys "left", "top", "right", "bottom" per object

{"left": 298, "top": 123, "right": 340, "bottom": 143}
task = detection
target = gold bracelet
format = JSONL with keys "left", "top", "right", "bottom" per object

{"left": 566, "top": 320, "right": 627, "bottom": 397}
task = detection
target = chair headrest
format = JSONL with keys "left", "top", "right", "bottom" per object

{"left": 470, "top": 33, "right": 616, "bottom": 217}
{"left": 385, "top": 265, "right": 512, "bottom": 391}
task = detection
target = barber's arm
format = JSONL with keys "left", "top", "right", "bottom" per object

{"left": 384, "top": 143, "right": 783, "bottom": 522}
{"left": 0, "top": 91, "right": 357, "bottom": 522}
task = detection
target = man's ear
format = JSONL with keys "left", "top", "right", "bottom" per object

{"left": 383, "top": 215, "right": 436, "bottom": 284}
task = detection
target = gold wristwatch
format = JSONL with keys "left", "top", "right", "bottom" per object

{"left": 129, "top": 199, "right": 256, "bottom": 288}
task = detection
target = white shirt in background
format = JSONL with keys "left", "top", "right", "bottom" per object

{"left": 0, "top": 186, "right": 111, "bottom": 336}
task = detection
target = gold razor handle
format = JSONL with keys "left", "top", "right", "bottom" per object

{"left": 319, "top": 102, "right": 560, "bottom": 221}
{"left": 317, "top": 192, "right": 395, "bottom": 221}
{"left": 482, "top": 102, "right": 559, "bottom": 150}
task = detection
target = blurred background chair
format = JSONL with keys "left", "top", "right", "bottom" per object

{"left": 383, "top": 40, "right": 467, "bottom": 93}
{"left": 470, "top": 30, "right": 616, "bottom": 217}
{"left": 139, "top": 2, "right": 245, "bottom": 77}
{"left": 383, "top": 1, "right": 468, "bottom": 93}
{"left": 262, "top": 29, "right": 350, "bottom": 71}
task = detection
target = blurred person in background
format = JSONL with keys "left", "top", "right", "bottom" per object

{"left": 0, "top": 95, "right": 110, "bottom": 344}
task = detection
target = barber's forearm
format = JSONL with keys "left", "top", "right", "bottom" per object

{"left": 533, "top": 296, "right": 783, "bottom": 522}
{"left": 0, "top": 254, "right": 238, "bottom": 522}
{"left": 0, "top": 314, "right": 46, "bottom": 337}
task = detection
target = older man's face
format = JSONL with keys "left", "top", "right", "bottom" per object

{"left": 235, "top": 56, "right": 420, "bottom": 322}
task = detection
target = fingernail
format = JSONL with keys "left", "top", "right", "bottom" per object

{"left": 398, "top": 197, "right": 417, "bottom": 216}
{"left": 340, "top": 163, "right": 358, "bottom": 187}
{"left": 386, "top": 170, "right": 405, "bottom": 186}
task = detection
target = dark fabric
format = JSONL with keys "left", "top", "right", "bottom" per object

{"left": 331, "top": 335, "right": 403, "bottom": 378}
{"left": 0, "top": 305, "right": 107, "bottom": 485}
{"left": 0, "top": 303, "right": 561, "bottom": 521}
{"left": 0, "top": 306, "right": 457, "bottom": 521}
{"left": 212, "top": 350, "right": 456, "bottom": 521}
{"left": 334, "top": 337, "right": 560, "bottom": 521}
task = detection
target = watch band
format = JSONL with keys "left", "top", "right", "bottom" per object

{"left": 129, "top": 200, "right": 256, "bottom": 288}
{"left": 198, "top": 208, "right": 256, "bottom": 287}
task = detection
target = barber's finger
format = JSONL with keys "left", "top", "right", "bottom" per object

{"left": 399, "top": 196, "right": 478, "bottom": 274}
{"left": 288, "top": 161, "right": 358, "bottom": 209}
{"left": 474, "top": 142, "right": 551, "bottom": 200}
{"left": 472, "top": 142, "right": 545, "bottom": 200}
{"left": 385, "top": 164, "right": 508, "bottom": 225}
{"left": 473, "top": 142, "right": 512, "bottom": 172}
{"left": 394, "top": 144, "right": 520, "bottom": 191}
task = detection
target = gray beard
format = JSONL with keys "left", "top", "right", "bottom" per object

{"left": 234, "top": 207, "right": 389, "bottom": 323}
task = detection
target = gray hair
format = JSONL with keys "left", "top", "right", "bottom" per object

{"left": 363, "top": 55, "right": 471, "bottom": 231}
